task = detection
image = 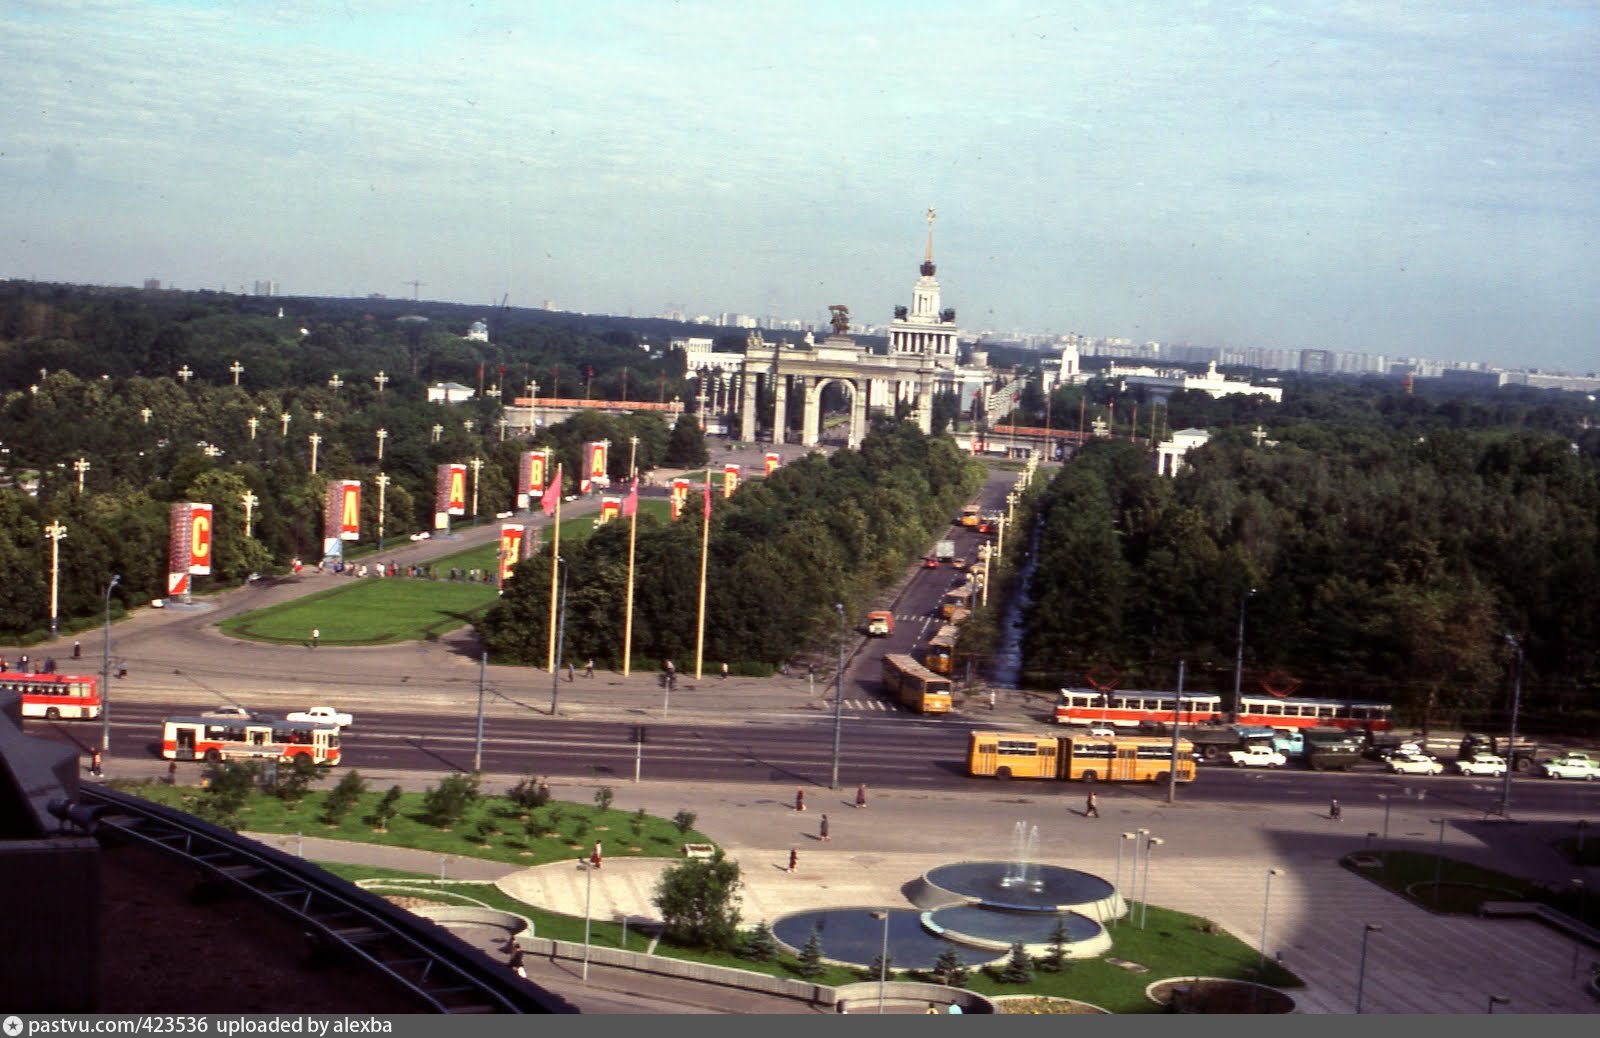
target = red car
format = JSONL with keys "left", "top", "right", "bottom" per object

{"left": 923, "top": 556, "right": 939, "bottom": 568}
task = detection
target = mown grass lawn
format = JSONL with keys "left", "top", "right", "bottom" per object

{"left": 219, "top": 578, "right": 499, "bottom": 645}
{"left": 119, "top": 778, "right": 712, "bottom": 864}
{"left": 220, "top": 500, "right": 675, "bottom": 647}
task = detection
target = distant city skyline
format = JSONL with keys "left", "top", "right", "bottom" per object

{"left": 4, "top": 2, "right": 1596, "bottom": 374}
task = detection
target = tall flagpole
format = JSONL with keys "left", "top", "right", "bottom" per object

{"left": 694, "top": 470, "right": 711, "bottom": 680}
{"left": 546, "top": 465, "right": 563, "bottom": 673}
{"left": 622, "top": 437, "right": 640, "bottom": 677}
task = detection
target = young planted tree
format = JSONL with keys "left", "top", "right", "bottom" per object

{"left": 997, "top": 941, "right": 1035, "bottom": 985}
{"left": 1036, "top": 917, "right": 1071, "bottom": 973}
{"left": 318, "top": 769, "right": 367, "bottom": 826}
{"left": 365, "top": 785, "right": 403, "bottom": 831}
{"left": 651, "top": 850, "right": 743, "bottom": 952}
{"left": 741, "top": 921, "right": 779, "bottom": 963}
{"left": 420, "top": 772, "right": 481, "bottom": 829}
{"left": 794, "top": 926, "right": 827, "bottom": 980}
{"left": 930, "top": 946, "right": 970, "bottom": 988}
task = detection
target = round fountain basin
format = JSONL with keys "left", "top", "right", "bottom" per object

{"left": 924, "top": 860, "right": 1115, "bottom": 912}
{"left": 926, "top": 906, "right": 1106, "bottom": 954}
{"left": 771, "top": 907, "right": 1001, "bottom": 972}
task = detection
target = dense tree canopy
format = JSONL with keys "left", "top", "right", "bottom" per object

{"left": 1021, "top": 403, "right": 1600, "bottom": 730}
{"left": 477, "top": 420, "right": 983, "bottom": 669}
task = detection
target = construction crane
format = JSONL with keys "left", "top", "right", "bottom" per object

{"left": 403, "top": 280, "right": 425, "bottom": 301}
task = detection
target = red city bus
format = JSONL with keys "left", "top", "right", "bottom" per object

{"left": 161, "top": 716, "right": 341, "bottom": 766}
{"left": 0, "top": 673, "right": 102, "bottom": 720}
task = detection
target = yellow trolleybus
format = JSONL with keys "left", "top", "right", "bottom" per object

{"left": 966, "top": 731, "right": 1195, "bottom": 783}
{"left": 882, "top": 653, "right": 954, "bottom": 714}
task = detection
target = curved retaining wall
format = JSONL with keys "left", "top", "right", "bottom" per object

{"left": 516, "top": 936, "right": 836, "bottom": 1008}
{"left": 832, "top": 981, "right": 996, "bottom": 1014}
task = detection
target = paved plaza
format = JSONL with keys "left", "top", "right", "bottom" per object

{"left": 253, "top": 769, "right": 1599, "bottom": 1015}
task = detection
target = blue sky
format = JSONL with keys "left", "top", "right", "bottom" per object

{"left": 3, "top": 1, "right": 1597, "bottom": 372}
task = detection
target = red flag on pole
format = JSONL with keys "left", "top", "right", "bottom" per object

{"left": 623, "top": 477, "right": 638, "bottom": 517}
{"left": 702, "top": 472, "right": 712, "bottom": 521}
{"left": 542, "top": 465, "right": 563, "bottom": 516}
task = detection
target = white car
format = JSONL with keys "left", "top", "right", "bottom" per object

{"left": 1229, "top": 745, "right": 1287, "bottom": 768}
{"left": 201, "top": 705, "right": 273, "bottom": 722}
{"left": 1541, "top": 755, "right": 1600, "bottom": 781}
{"left": 285, "top": 706, "right": 353, "bottom": 729}
{"left": 1086, "top": 727, "right": 1118, "bottom": 739}
{"left": 1387, "top": 752, "right": 1444, "bottom": 776}
{"left": 1454, "top": 754, "right": 1507, "bottom": 778}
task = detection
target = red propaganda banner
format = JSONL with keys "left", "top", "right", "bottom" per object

{"left": 435, "top": 463, "right": 467, "bottom": 529}
{"left": 168, "top": 503, "right": 193, "bottom": 595}
{"left": 324, "top": 480, "right": 360, "bottom": 545}
{"left": 723, "top": 463, "right": 740, "bottom": 499}
{"left": 581, "top": 440, "right": 609, "bottom": 494}
{"left": 764, "top": 452, "right": 781, "bottom": 476}
{"left": 598, "top": 497, "right": 621, "bottom": 525}
{"left": 498, "top": 524, "right": 524, "bottom": 586}
{"left": 188, "top": 503, "right": 213, "bottom": 576}
{"left": 517, "top": 451, "right": 546, "bottom": 510}
{"left": 340, "top": 481, "right": 360, "bottom": 540}
{"left": 670, "top": 478, "right": 690, "bottom": 521}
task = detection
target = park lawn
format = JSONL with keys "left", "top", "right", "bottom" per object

{"left": 120, "top": 779, "right": 712, "bottom": 866}
{"left": 220, "top": 501, "right": 675, "bottom": 648}
{"left": 1343, "top": 848, "right": 1595, "bottom": 925}
{"left": 219, "top": 577, "right": 499, "bottom": 645}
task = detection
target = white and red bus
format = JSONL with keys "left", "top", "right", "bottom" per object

{"left": 161, "top": 716, "right": 341, "bottom": 766}
{"left": 1236, "top": 694, "right": 1393, "bottom": 732}
{"left": 0, "top": 673, "right": 102, "bottom": 721}
{"left": 1055, "top": 688, "right": 1223, "bottom": 727}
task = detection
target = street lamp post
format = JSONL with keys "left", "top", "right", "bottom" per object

{"left": 830, "top": 602, "right": 845, "bottom": 789}
{"left": 1167, "top": 660, "right": 1186, "bottom": 804}
{"left": 1115, "top": 831, "right": 1136, "bottom": 927}
{"left": 1232, "top": 587, "right": 1256, "bottom": 714}
{"left": 45, "top": 520, "right": 67, "bottom": 638}
{"left": 1259, "top": 867, "right": 1283, "bottom": 975}
{"left": 1572, "top": 879, "right": 1587, "bottom": 979}
{"left": 375, "top": 428, "right": 387, "bottom": 462}
{"left": 1430, "top": 817, "right": 1448, "bottom": 906}
{"left": 1139, "top": 835, "right": 1163, "bottom": 929}
{"left": 100, "top": 575, "right": 120, "bottom": 756}
{"left": 549, "top": 557, "right": 568, "bottom": 715}
{"left": 1356, "top": 923, "right": 1381, "bottom": 1013}
{"left": 579, "top": 859, "right": 594, "bottom": 982}
{"left": 872, "top": 910, "right": 891, "bottom": 1014}
{"left": 1501, "top": 634, "right": 1523, "bottom": 816}
{"left": 375, "top": 473, "right": 389, "bottom": 551}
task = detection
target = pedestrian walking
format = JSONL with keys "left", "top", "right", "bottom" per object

{"left": 1085, "top": 791, "right": 1100, "bottom": 818}
{"left": 855, "top": 783, "right": 867, "bottom": 809}
{"left": 166, "top": 761, "right": 177, "bottom": 785}
{"left": 590, "top": 840, "right": 603, "bottom": 869}
{"left": 819, "top": 814, "right": 830, "bottom": 842}
{"left": 788, "top": 848, "right": 798, "bottom": 873}
{"left": 72, "top": 640, "right": 81, "bottom": 659}
{"left": 509, "top": 947, "right": 527, "bottom": 979}
{"left": 1329, "top": 797, "right": 1341, "bottom": 821}
{"left": 720, "top": 661, "right": 729, "bottom": 680}
{"left": 89, "top": 749, "right": 101, "bottom": 776}
{"left": 795, "top": 788, "right": 806, "bottom": 812}
{"left": 584, "top": 658, "right": 594, "bottom": 678}
{"left": 566, "top": 661, "right": 575, "bottom": 682}
{"left": 310, "top": 628, "right": 319, "bottom": 649}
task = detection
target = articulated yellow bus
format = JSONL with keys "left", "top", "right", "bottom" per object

{"left": 882, "top": 653, "right": 953, "bottom": 714}
{"left": 967, "top": 731, "right": 1196, "bottom": 783}
{"left": 920, "top": 625, "right": 961, "bottom": 676}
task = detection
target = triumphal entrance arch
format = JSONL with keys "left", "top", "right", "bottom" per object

{"left": 734, "top": 211, "right": 969, "bottom": 448}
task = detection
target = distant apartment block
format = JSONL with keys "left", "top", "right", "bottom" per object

{"left": 253, "top": 280, "right": 279, "bottom": 297}
{"left": 142, "top": 278, "right": 161, "bottom": 291}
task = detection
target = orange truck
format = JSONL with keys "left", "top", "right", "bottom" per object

{"left": 866, "top": 610, "right": 895, "bottom": 637}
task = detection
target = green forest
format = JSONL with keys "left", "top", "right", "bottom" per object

{"left": 1018, "top": 388, "right": 1600, "bottom": 734}
{"left": 0, "top": 281, "right": 712, "bottom": 637}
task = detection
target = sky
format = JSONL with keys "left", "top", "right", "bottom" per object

{"left": 3, "top": 1, "right": 1597, "bottom": 372}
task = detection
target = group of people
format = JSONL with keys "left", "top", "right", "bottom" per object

{"left": 0, "top": 654, "right": 56, "bottom": 674}
{"left": 786, "top": 784, "right": 867, "bottom": 871}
